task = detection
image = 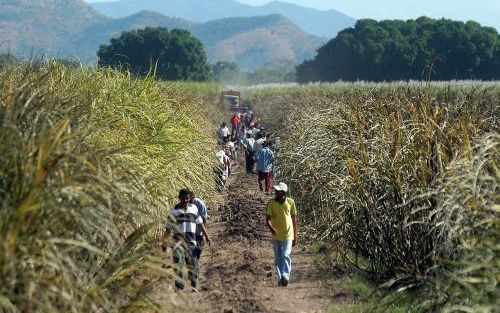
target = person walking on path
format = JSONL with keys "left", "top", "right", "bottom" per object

{"left": 266, "top": 182, "right": 297, "bottom": 287}
{"left": 230, "top": 113, "right": 240, "bottom": 139}
{"left": 243, "top": 130, "right": 255, "bottom": 174}
{"left": 189, "top": 191, "right": 208, "bottom": 266}
{"left": 249, "top": 123, "right": 259, "bottom": 139}
{"left": 215, "top": 149, "right": 229, "bottom": 189}
{"left": 221, "top": 139, "right": 233, "bottom": 178}
{"left": 238, "top": 124, "right": 247, "bottom": 150}
{"left": 253, "top": 132, "right": 265, "bottom": 170}
{"left": 245, "top": 111, "right": 253, "bottom": 127}
{"left": 257, "top": 141, "right": 274, "bottom": 193}
{"left": 217, "top": 122, "right": 230, "bottom": 144}
{"left": 166, "top": 189, "right": 211, "bottom": 292}
{"left": 224, "top": 136, "right": 236, "bottom": 163}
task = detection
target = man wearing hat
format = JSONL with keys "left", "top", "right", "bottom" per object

{"left": 266, "top": 182, "right": 298, "bottom": 287}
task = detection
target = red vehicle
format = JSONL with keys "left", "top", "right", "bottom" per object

{"left": 220, "top": 90, "right": 247, "bottom": 112}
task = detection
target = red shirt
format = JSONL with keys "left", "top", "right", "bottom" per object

{"left": 231, "top": 116, "right": 239, "bottom": 126}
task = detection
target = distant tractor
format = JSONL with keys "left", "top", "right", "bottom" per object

{"left": 221, "top": 90, "right": 247, "bottom": 112}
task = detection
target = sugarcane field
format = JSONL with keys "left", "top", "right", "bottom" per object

{"left": 0, "top": 62, "right": 498, "bottom": 313}
{"left": 1, "top": 2, "right": 500, "bottom": 312}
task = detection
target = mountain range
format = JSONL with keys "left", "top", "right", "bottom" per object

{"left": 0, "top": 0, "right": 329, "bottom": 70}
{"left": 90, "top": 0, "right": 355, "bottom": 38}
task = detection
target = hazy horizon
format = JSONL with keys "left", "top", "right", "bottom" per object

{"left": 85, "top": 0, "right": 500, "bottom": 31}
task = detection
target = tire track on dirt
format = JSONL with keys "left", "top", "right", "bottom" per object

{"left": 202, "top": 165, "right": 270, "bottom": 313}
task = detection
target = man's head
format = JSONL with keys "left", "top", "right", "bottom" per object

{"left": 221, "top": 122, "right": 226, "bottom": 128}
{"left": 188, "top": 190, "right": 196, "bottom": 203}
{"left": 273, "top": 182, "right": 288, "bottom": 202}
{"left": 215, "top": 150, "right": 225, "bottom": 164}
{"left": 178, "top": 189, "right": 191, "bottom": 208}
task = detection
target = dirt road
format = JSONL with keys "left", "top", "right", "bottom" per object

{"left": 154, "top": 158, "right": 355, "bottom": 312}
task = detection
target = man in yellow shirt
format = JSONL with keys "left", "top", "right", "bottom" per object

{"left": 266, "top": 182, "right": 298, "bottom": 287}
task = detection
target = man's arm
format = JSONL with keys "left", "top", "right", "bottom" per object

{"left": 200, "top": 223, "right": 211, "bottom": 246}
{"left": 266, "top": 215, "right": 277, "bottom": 235}
{"left": 292, "top": 215, "right": 297, "bottom": 247}
{"left": 163, "top": 215, "right": 174, "bottom": 251}
{"left": 162, "top": 226, "right": 171, "bottom": 252}
{"left": 202, "top": 218, "right": 208, "bottom": 240}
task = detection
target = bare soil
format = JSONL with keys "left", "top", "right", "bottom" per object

{"left": 151, "top": 157, "right": 358, "bottom": 312}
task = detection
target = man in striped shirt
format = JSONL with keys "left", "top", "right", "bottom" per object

{"left": 166, "top": 189, "right": 211, "bottom": 292}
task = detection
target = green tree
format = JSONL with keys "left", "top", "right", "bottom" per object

{"left": 247, "top": 60, "right": 297, "bottom": 84}
{"left": 98, "top": 27, "right": 210, "bottom": 81}
{"left": 297, "top": 17, "right": 500, "bottom": 82}
{"left": 212, "top": 61, "right": 240, "bottom": 82}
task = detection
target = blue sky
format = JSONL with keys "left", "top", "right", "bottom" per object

{"left": 86, "top": 0, "right": 500, "bottom": 30}
{"left": 239, "top": 0, "right": 500, "bottom": 28}
{"left": 240, "top": 0, "right": 500, "bottom": 24}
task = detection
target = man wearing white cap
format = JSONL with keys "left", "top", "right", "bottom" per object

{"left": 266, "top": 182, "right": 298, "bottom": 287}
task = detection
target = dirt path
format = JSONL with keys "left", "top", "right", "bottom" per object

{"left": 154, "top": 157, "right": 355, "bottom": 312}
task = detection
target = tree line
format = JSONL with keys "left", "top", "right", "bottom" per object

{"left": 6, "top": 18, "right": 495, "bottom": 83}
{"left": 297, "top": 17, "right": 500, "bottom": 82}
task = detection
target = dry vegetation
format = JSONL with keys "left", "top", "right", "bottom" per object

{"left": 0, "top": 61, "right": 222, "bottom": 312}
{"left": 249, "top": 84, "right": 499, "bottom": 312}
{"left": 1, "top": 60, "right": 498, "bottom": 313}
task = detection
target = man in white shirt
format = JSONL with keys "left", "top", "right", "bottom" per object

{"left": 165, "top": 189, "right": 211, "bottom": 292}
{"left": 253, "top": 132, "right": 266, "bottom": 165}
{"left": 217, "top": 122, "right": 229, "bottom": 144}
{"left": 243, "top": 130, "right": 255, "bottom": 173}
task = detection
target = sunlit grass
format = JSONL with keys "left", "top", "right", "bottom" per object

{"left": 250, "top": 83, "right": 499, "bottom": 312}
{"left": 0, "top": 61, "right": 222, "bottom": 311}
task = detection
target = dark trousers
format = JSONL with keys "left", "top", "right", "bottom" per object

{"left": 173, "top": 242, "right": 199, "bottom": 290}
{"left": 231, "top": 125, "right": 238, "bottom": 138}
{"left": 214, "top": 165, "right": 224, "bottom": 193}
{"left": 194, "top": 239, "right": 204, "bottom": 261}
{"left": 245, "top": 151, "right": 254, "bottom": 173}
{"left": 258, "top": 171, "right": 273, "bottom": 192}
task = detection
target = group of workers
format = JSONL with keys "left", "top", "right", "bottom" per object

{"left": 164, "top": 110, "right": 298, "bottom": 293}
{"left": 216, "top": 111, "right": 275, "bottom": 193}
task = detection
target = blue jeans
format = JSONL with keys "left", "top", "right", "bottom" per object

{"left": 273, "top": 240, "right": 292, "bottom": 280}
